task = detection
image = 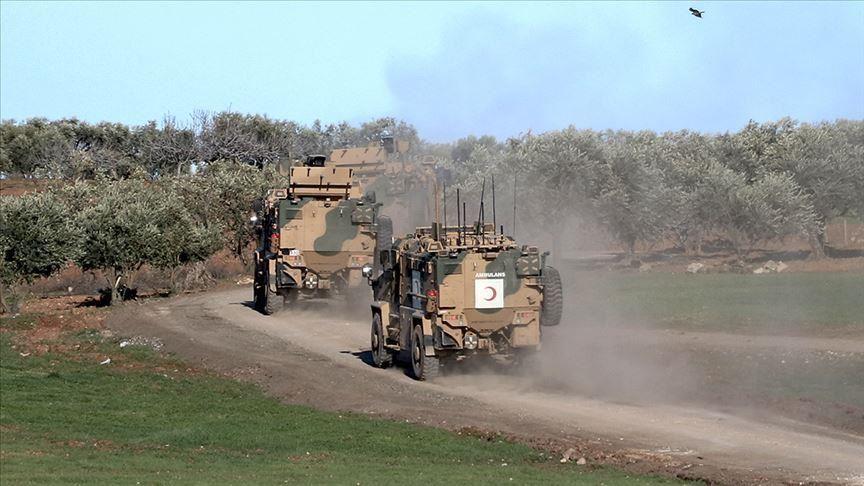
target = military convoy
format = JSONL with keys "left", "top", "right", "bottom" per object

{"left": 252, "top": 146, "right": 562, "bottom": 381}
{"left": 367, "top": 222, "right": 562, "bottom": 380}
{"left": 252, "top": 156, "right": 391, "bottom": 314}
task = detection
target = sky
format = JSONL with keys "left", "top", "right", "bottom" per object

{"left": 1, "top": 1, "right": 862, "bottom": 141}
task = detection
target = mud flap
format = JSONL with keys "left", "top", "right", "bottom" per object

{"left": 421, "top": 316, "right": 435, "bottom": 357}
{"left": 267, "top": 259, "right": 279, "bottom": 294}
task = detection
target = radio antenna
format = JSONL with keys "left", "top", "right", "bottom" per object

{"left": 491, "top": 175, "right": 497, "bottom": 235}
{"left": 456, "top": 188, "right": 461, "bottom": 245}
{"left": 462, "top": 202, "right": 467, "bottom": 245}
{"left": 433, "top": 181, "right": 440, "bottom": 241}
{"left": 443, "top": 182, "right": 447, "bottom": 242}
{"left": 477, "top": 178, "right": 486, "bottom": 236}
{"left": 512, "top": 172, "right": 517, "bottom": 238}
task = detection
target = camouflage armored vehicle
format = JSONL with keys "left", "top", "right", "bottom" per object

{"left": 368, "top": 223, "right": 562, "bottom": 380}
{"left": 252, "top": 156, "right": 392, "bottom": 315}
{"left": 328, "top": 137, "right": 443, "bottom": 229}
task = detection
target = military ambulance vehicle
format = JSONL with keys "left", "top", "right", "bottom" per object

{"left": 252, "top": 156, "right": 392, "bottom": 315}
{"left": 368, "top": 223, "right": 562, "bottom": 380}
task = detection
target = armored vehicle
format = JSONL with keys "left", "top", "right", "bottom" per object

{"left": 328, "top": 137, "right": 444, "bottom": 229}
{"left": 368, "top": 223, "right": 562, "bottom": 380}
{"left": 252, "top": 156, "right": 391, "bottom": 315}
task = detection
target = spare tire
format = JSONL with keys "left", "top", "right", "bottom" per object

{"left": 373, "top": 216, "right": 393, "bottom": 272}
{"left": 376, "top": 215, "right": 393, "bottom": 250}
{"left": 541, "top": 266, "right": 563, "bottom": 327}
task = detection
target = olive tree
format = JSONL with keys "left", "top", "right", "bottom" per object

{"left": 0, "top": 192, "right": 81, "bottom": 312}
{"left": 776, "top": 121, "right": 864, "bottom": 257}
{"left": 175, "top": 161, "right": 288, "bottom": 261}
{"left": 134, "top": 117, "right": 198, "bottom": 178}
{"left": 592, "top": 131, "right": 671, "bottom": 256}
{"left": 496, "top": 129, "right": 606, "bottom": 258}
{"left": 144, "top": 183, "right": 224, "bottom": 292}
{"left": 74, "top": 178, "right": 227, "bottom": 302}
{"left": 691, "top": 163, "right": 817, "bottom": 257}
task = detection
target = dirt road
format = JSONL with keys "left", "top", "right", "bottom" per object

{"left": 108, "top": 287, "right": 864, "bottom": 485}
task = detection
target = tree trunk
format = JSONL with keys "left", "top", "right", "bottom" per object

{"left": 626, "top": 238, "right": 636, "bottom": 258}
{"left": 110, "top": 271, "right": 123, "bottom": 306}
{"left": 0, "top": 284, "right": 10, "bottom": 314}
{"left": 808, "top": 232, "right": 826, "bottom": 260}
{"left": 169, "top": 267, "right": 180, "bottom": 295}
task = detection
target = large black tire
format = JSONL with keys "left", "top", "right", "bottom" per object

{"left": 253, "top": 280, "right": 262, "bottom": 311}
{"left": 259, "top": 271, "right": 282, "bottom": 316}
{"left": 370, "top": 313, "right": 393, "bottom": 368}
{"left": 410, "top": 324, "right": 438, "bottom": 381}
{"left": 541, "top": 266, "right": 563, "bottom": 327}
{"left": 253, "top": 259, "right": 266, "bottom": 312}
{"left": 373, "top": 216, "right": 394, "bottom": 280}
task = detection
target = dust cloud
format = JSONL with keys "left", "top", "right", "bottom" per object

{"left": 426, "top": 188, "right": 863, "bottom": 433}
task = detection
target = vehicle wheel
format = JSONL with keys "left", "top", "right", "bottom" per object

{"left": 370, "top": 313, "right": 393, "bottom": 368}
{"left": 410, "top": 324, "right": 438, "bottom": 381}
{"left": 253, "top": 279, "right": 262, "bottom": 311}
{"left": 541, "top": 266, "right": 563, "bottom": 327}
{"left": 260, "top": 272, "right": 282, "bottom": 316}
{"left": 253, "top": 260, "right": 266, "bottom": 312}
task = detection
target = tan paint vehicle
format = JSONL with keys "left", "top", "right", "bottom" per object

{"left": 328, "top": 137, "right": 442, "bottom": 227}
{"left": 368, "top": 223, "right": 563, "bottom": 380}
{"left": 252, "top": 156, "right": 391, "bottom": 315}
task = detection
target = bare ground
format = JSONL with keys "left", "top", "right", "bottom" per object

{"left": 107, "top": 287, "right": 864, "bottom": 485}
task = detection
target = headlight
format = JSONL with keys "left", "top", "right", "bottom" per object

{"left": 361, "top": 264, "right": 373, "bottom": 278}
{"left": 463, "top": 331, "right": 478, "bottom": 350}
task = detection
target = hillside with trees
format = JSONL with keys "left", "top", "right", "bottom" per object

{"left": 2, "top": 114, "right": 862, "bottom": 310}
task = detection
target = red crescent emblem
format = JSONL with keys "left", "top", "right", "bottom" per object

{"left": 483, "top": 286, "right": 497, "bottom": 301}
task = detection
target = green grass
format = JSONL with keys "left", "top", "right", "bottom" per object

{"left": 0, "top": 333, "right": 681, "bottom": 485}
{"left": 0, "top": 313, "right": 38, "bottom": 330}
{"left": 568, "top": 272, "right": 864, "bottom": 335}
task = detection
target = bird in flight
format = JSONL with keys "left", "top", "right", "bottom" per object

{"left": 689, "top": 7, "right": 705, "bottom": 18}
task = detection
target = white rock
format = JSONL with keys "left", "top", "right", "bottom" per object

{"left": 99, "top": 358, "right": 111, "bottom": 365}
{"left": 686, "top": 263, "right": 705, "bottom": 274}
{"left": 561, "top": 447, "right": 578, "bottom": 463}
